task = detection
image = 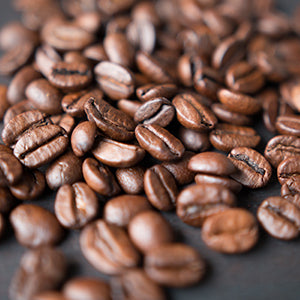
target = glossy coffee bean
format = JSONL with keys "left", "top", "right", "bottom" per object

{"left": 257, "top": 197, "right": 300, "bottom": 240}
{"left": 0, "top": 151, "right": 23, "bottom": 187}
{"left": 82, "top": 158, "right": 121, "bottom": 197}
{"left": 277, "top": 157, "right": 300, "bottom": 186}
{"left": 10, "top": 204, "right": 64, "bottom": 248}
{"left": 0, "top": 85, "right": 10, "bottom": 121}
{"left": 55, "top": 182, "right": 98, "bottom": 229}
{"left": 178, "top": 127, "right": 210, "bottom": 152}
{"left": 80, "top": 219, "right": 140, "bottom": 275}
{"left": 202, "top": 208, "right": 258, "bottom": 253}
{"left": 0, "top": 187, "right": 16, "bottom": 214}
{"left": 9, "top": 247, "right": 66, "bottom": 300}
{"left": 83, "top": 44, "right": 108, "bottom": 63}
{"left": 177, "top": 184, "right": 236, "bottom": 227}
{"left": 117, "top": 99, "right": 142, "bottom": 118}
{"left": 276, "top": 115, "right": 300, "bottom": 136}
{"left": 228, "top": 147, "right": 272, "bottom": 189}
{"left": 145, "top": 243, "right": 205, "bottom": 287}
{"left": 128, "top": 211, "right": 173, "bottom": 253}
{"left": 136, "top": 83, "right": 177, "bottom": 102}
{"left": 50, "top": 114, "right": 75, "bottom": 136}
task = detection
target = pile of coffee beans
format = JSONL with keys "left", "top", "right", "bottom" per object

{"left": 0, "top": 0, "right": 300, "bottom": 299}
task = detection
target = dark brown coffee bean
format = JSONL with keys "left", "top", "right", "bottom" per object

{"left": 92, "top": 137, "right": 145, "bottom": 168}
{"left": 0, "top": 187, "right": 16, "bottom": 214}
{"left": 63, "top": 277, "right": 111, "bottom": 300}
{"left": 0, "top": 151, "right": 23, "bottom": 187}
{"left": 71, "top": 121, "right": 97, "bottom": 157}
{"left": 10, "top": 170, "right": 45, "bottom": 201}
{"left": 177, "top": 184, "right": 236, "bottom": 227}
{"left": 209, "top": 123, "right": 261, "bottom": 152}
{"left": 178, "top": 127, "right": 210, "bottom": 152}
{"left": 277, "top": 157, "right": 300, "bottom": 186}
{"left": 26, "top": 79, "right": 62, "bottom": 115}
{"left": 144, "top": 165, "right": 178, "bottom": 211}
{"left": 0, "top": 85, "right": 10, "bottom": 121}
{"left": 188, "top": 152, "right": 236, "bottom": 176}
{"left": 104, "top": 195, "right": 151, "bottom": 227}
{"left": 202, "top": 208, "right": 258, "bottom": 253}
{"left": 136, "top": 83, "right": 177, "bottom": 102}
{"left": 135, "top": 124, "right": 185, "bottom": 161}
{"left": 228, "top": 147, "right": 272, "bottom": 188}
{"left": 111, "top": 269, "right": 166, "bottom": 300}
{"left": 276, "top": 115, "right": 300, "bottom": 136}
{"left": 134, "top": 97, "right": 175, "bottom": 127}
{"left": 50, "top": 114, "right": 75, "bottom": 135}
{"left": 33, "top": 292, "right": 68, "bottom": 300}
{"left": 10, "top": 204, "right": 64, "bottom": 247}
{"left": 145, "top": 243, "right": 205, "bottom": 287}
{"left": 80, "top": 219, "right": 140, "bottom": 275}
{"left": 115, "top": 166, "right": 145, "bottom": 195}
{"left": 48, "top": 62, "right": 92, "bottom": 92}
{"left": 82, "top": 158, "right": 121, "bottom": 197}
{"left": 9, "top": 247, "right": 66, "bottom": 300}
{"left": 257, "top": 197, "right": 300, "bottom": 240}
{"left": 218, "top": 89, "right": 261, "bottom": 115}
{"left": 265, "top": 135, "right": 300, "bottom": 167}
{"left": 46, "top": 151, "right": 82, "bottom": 190}
{"left": 55, "top": 182, "right": 98, "bottom": 229}
{"left": 85, "top": 97, "right": 135, "bottom": 141}
{"left": 128, "top": 211, "right": 173, "bottom": 253}
{"left": 173, "top": 93, "right": 217, "bottom": 131}
{"left": 95, "top": 61, "right": 135, "bottom": 100}
{"left": 117, "top": 99, "right": 142, "bottom": 118}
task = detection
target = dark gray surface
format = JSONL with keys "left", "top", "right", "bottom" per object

{"left": 1, "top": 1, "right": 300, "bottom": 300}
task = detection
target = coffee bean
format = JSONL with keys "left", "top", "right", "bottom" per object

{"left": 228, "top": 147, "right": 272, "bottom": 188}
{"left": 0, "top": 187, "right": 16, "bottom": 214}
{"left": 117, "top": 99, "right": 142, "bottom": 118}
{"left": 177, "top": 184, "right": 236, "bottom": 227}
{"left": 104, "top": 195, "right": 151, "bottom": 227}
{"left": 135, "top": 124, "right": 185, "bottom": 161}
{"left": 9, "top": 247, "right": 66, "bottom": 300}
{"left": 46, "top": 151, "right": 83, "bottom": 190}
{"left": 136, "top": 83, "right": 177, "bottom": 102}
{"left": 128, "top": 211, "right": 173, "bottom": 253}
{"left": 257, "top": 13, "right": 290, "bottom": 38}
{"left": 178, "top": 127, "right": 210, "bottom": 152}
{"left": 144, "top": 243, "right": 205, "bottom": 287}
{"left": 280, "top": 79, "right": 300, "bottom": 113}
{"left": 63, "top": 277, "right": 111, "bottom": 300}
{"left": 98, "top": 0, "right": 135, "bottom": 16}
{"left": 64, "top": 51, "right": 91, "bottom": 66}
{"left": 111, "top": 269, "right": 166, "bottom": 300}
{"left": 106, "top": 16, "right": 131, "bottom": 35}
{"left": 50, "top": 114, "right": 75, "bottom": 135}
{"left": 209, "top": 124, "right": 261, "bottom": 152}
{"left": 115, "top": 166, "right": 145, "bottom": 194}
{"left": 10, "top": 204, "right": 64, "bottom": 247}
{"left": 83, "top": 44, "right": 108, "bottom": 63}
{"left": 0, "top": 85, "right": 10, "bottom": 121}
{"left": 276, "top": 115, "right": 300, "bottom": 136}
{"left": 85, "top": 97, "right": 135, "bottom": 141}
{"left": 0, "top": 151, "right": 23, "bottom": 187}
{"left": 144, "top": 165, "right": 178, "bottom": 211}
{"left": 92, "top": 138, "right": 145, "bottom": 168}
{"left": 80, "top": 219, "right": 140, "bottom": 275}
{"left": 95, "top": 61, "right": 135, "bottom": 100}
{"left": 55, "top": 182, "right": 98, "bottom": 229}
{"left": 277, "top": 157, "right": 300, "bottom": 186}
{"left": 257, "top": 197, "right": 300, "bottom": 240}
{"left": 33, "top": 292, "right": 68, "bottom": 300}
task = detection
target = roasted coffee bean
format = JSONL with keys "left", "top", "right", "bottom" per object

{"left": 10, "top": 170, "right": 45, "bottom": 201}
{"left": 209, "top": 123, "right": 261, "bottom": 152}
{"left": 48, "top": 62, "right": 92, "bottom": 92}
{"left": 80, "top": 219, "right": 140, "bottom": 275}
{"left": 111, "top": 269, "right": 166, "bottom": 300}
{"left": 225, "top": 61, "right": 265, "bottom": 94}
{"left": 134, "top": 97, "right": 175, "bottom": 127}
{"left": 83, "top": 44, "right": 108, "bottom": 63}
{"left": 95, "top": 61, "right": 135, "bottom": 100}
{"left": 9, "top": 247, "right": 66, "bottom": 300}
{"left": 145, "top": 243, "right": 205, "bottom": 287}
{"left": 173, "top": 93, "right": 217, "bottom": 131}
{"left": 280, "top": 79, "right": 300, "bottom": 113}
{"left": 177, "top": 184, "right": 236, "bottom": 227}
{"left": 135, "top": 124, "right": 185, "bottom": 161}
{"left": 104, "top": 195, "right": 151, "bottom": 227}
{"left": 202, "top": 208, "right": 258, "bottom": 253}
{"left": 64, "top": 51, "right": 91, "bottom": 65}
{"left": 115, "top": 166, "right": 145, "bottom": 194}
{"left": 228, "top": 147, "right": 272, "bottom": 188}
{"left": 264, "top": 135, "right": 300, "bottom": 167}
{"left": 128, "top": 211, "right": 173, "bottom": 253}
{"left": 46, "top": 151, "right": 83, "bottom": 190}
{"left": 257, "top": 13, "right": 290, "bottom": 38}
{"left": 144, "top": 165, "right": 178, "bottom": 211}
{"left": 276, "top": 115, "right": 300, "bottom": 136}
{"left": 0, "top": 85, "right": 10, "bottom": 121}
{"left": 0, "top": 213, "right": 4, "bottom": 238}
{"left": 55, "top": 182, "right": 98, "bottom": 229}
{"left": 218, "top": 89, "right": 261, "bottom": 115}
{"left": 136, "top": 83, "right": 177, "bottom": 102}
{"left": 26, "top": 79, "right": 62, "bottom": 115}
{"left": 85, "top": 97, "right": 135, "bottom": 141}
{"left": 33, "top": 292, "right": 68, "bottom": 300}
{"left": 82, "top": 158, "right": 121, "bottom": 197}
{"left": 92, "top": 138, "right": 145, "bottom": 168}
{"left": 0, "top": 151, "right": 23, "bottom": 187}
{"left": 188, "top": 152, "right": 236, "bottom": 176}
{"left": 0, "top": 187, "right": 16, "bottom": 214}
{"left": 277, "top": 157, "right": 300, "bottom": 186}
{"left": 257, "top": 197, "right": 300, "bottom": 240}
{"left": 71, "top": 121, "right": 97, "bottom": 157}
{"left": 63, "top": 277, "right": 111, "bottom": 300}
{"left": 10, "top": 204, "right": 64, "bottom": 247}
{"left": 178, "top": 127, "right": 210, "bottom": 152}
{"left": 50, "top": 114, "right": 75, "bottom": 135}
{"left": 117, "top": 99, "right": 142, "bottom": 118}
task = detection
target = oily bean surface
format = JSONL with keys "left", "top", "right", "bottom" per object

{"left": 276, "top": 115, "right": 300, "bottom": 136}
{"left": 277, "top": 157, "right": 300, "bottom": 186}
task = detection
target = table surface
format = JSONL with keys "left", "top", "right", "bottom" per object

{"left": 1, "top": 1, "right": 300, "bottom": 300}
